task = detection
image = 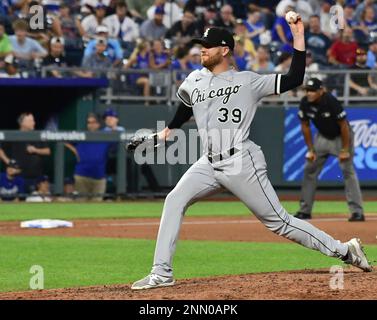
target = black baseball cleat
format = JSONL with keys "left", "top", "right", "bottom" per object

{"left": 348, "top": 212, "right": 365, "bottom": 222}
{"left": 294, "top": 212, "right": 312, "bottom": 220}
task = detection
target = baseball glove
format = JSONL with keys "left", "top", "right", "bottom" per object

{"left": 126, "top": 131, "right": 160, "bottom": 152}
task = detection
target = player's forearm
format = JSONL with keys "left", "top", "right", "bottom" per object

{"left": 167, "top": 102, "right": 193, "bottom": 130}
{"left": 279, "top": 49, "right": 306, "bottom": 93}
{"left": 157, "top": 127, "right": 172, "bottom": 141}
{"left": 293, "top": 34, "right": 305, "bottom": 52}
{"left": 301, "top": 122, "right": 314, "bottom": 150}
{"left": 339, "top": 120, "right": 350, "bottom": 151}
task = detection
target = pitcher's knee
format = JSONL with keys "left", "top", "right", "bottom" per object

{"left": 163, "top": 190, "right": 189, "bottom": 215}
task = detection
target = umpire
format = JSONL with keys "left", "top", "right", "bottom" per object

{"left": 294, "top": 78, "right": 365, "bottom": 222}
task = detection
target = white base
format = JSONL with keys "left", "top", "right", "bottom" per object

{"left": 20, "top": 219, "right": 74, "bottom": 229}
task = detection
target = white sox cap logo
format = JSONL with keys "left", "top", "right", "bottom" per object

{"left": 203, "top": 28, "right": 210, "bottom": 38}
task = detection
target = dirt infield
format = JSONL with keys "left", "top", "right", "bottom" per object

{"left": 1, "top": 215, "right": 377, "bottom": 244}
{"left": 1, "top": 215, "right": 376, "bottom": 300}
{"left": 0, "top": 269, "right": 376, "bottom": 300}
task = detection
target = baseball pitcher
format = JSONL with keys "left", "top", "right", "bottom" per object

{"left": 131, "top": 17, "right": 372, "bottom": 290}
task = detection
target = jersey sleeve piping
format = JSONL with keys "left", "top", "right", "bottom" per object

{"left": 176, "top": 91, "right": 192, "bottom": 107}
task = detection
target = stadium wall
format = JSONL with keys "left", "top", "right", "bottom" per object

{"left": 94, "top": 104, "right": 377, "bottom": 189}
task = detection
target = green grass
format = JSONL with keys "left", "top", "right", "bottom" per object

{"left": 1, "top": 236, "right": 376, "bottom": 292}
{"left": 0, "top": 201, "right": 377, "bottom": 222}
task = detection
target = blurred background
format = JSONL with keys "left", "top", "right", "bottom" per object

{"left": 0, "top": 0, "right": 376, "bottom": 201}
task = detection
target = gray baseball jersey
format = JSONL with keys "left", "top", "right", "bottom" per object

{"left": 150, "top": 67, "right": 349, "bottom": 278}
{"left": 177, "top": 68, "right": 277, "bottom": 154}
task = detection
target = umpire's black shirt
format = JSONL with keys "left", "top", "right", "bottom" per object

{"left": 298, "top": 92, "right": 347, "bottom": 140}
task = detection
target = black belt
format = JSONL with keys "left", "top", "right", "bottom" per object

{"left": 208, "top": 147, "right": 239, "bottom": 163}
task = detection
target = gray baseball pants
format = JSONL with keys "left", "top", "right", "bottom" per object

{"left": 151, "top": 141, "right": 348, "bottom": 277}
{"left": 299, "top": 132, "right": 363, "bottom": 215}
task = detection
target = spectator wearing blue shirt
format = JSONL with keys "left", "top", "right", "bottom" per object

{"left": 81, "top": 37, "right": 112, "bottom": 77}
{"left": 344, "top": 2, "right": 358, "bottom": 28}
{"left": 150, "top": 39, "right": 170, "bottom": 70}
{"left": 248, "top": 0, "right": 281, "bottom": 30}
{"left": 65, "top": 113, "right": 111, "bottom": 201}
{"left": 9, "top": 19, "right": 47, "bottom": 69}
{"left": 102, "top": 108, "right": 125, "bottom": 156}
{"left": 354, "top": 5, "right": 377, "bottom": 45}
{"left": 0, "top": 159, "right": 25, "bottom": 201}
{"left": 83, "top": 25, "right": 123, "bottom": 66}
{"left": 102, "top": 108, "right": 125, "bottom": 196}
{"left": 354, "top": 0, "right": 377, "bottom": 22}
{"left": 271, "top": 7, "right": 293, "bottom": 45}
{"left": 234, "top": 38, "right": 250, "bottom": 71}
{"left": 124, "top": 40, "right": 152, "bottom": 105}
{"left": 244, "top": 9, "right": 265, "bottom": 47}
{"left": 0, "top": 0, "right": 12, "bottom": 19}
{"left": 103, "top": 108, "right": 125, "bottom": 133}
{"left": 171, "top": 45, "right": 193, "bottom": 86}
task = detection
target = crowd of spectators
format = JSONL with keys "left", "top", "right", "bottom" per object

{"left": 0, "top": 109, "right": 124, "bottom": 202}
{"left": 0, "top": 0, "right": 377, "bottom": 97}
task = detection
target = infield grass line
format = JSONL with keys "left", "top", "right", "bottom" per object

{"left": 0, "top": 201, "right": 377, "bottom": 221}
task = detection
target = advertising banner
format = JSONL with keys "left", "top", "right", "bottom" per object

{"left": 283, "top": 107, "right": 377, "bottom": 181}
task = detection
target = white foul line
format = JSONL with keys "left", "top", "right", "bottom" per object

{"left": 95, "top": 216, "right": 377, "bottom": 228}
{"left": 0, "top": 216, "right": 376, "bottom": 230}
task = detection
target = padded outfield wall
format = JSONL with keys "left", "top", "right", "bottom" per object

{"left": 94, "top": 104, "right": 377, "bottom": 189}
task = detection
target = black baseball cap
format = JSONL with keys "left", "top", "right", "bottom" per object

{"left": 304, "top": 78, "right": 323, "bottom": 91}
{"left": 191, "top": 27, "right": 235, "bottom": 51}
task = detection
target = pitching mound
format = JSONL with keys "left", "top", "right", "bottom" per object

{"left": 1, "top": 268, "right": 375, "bottom": 300}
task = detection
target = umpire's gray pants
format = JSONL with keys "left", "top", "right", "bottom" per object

{"left": 151, "top": 142, "right": 348, "bottom": 277}
{"left": 299, "top": 132, "right": 363, "bottom": 215}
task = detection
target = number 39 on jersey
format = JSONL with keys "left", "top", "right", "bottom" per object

{"left": 217, "top": 107, "right": 242, "bottom": 123}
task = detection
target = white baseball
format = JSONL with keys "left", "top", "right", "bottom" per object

{"left": 285, "top": 11, "right": 298, "bottom": 24}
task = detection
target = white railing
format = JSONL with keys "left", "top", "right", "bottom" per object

{"left": 40, "top": 66, "right": 377, "bottom": 106}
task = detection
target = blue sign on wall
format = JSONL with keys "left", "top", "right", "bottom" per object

{"left": 283, "top": 107, "right": 377, "bottom": 182}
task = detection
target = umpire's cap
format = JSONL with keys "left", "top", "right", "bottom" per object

{"left": 191, "top": 27, "right": 235, "bottom": 51}
{"left": 304, "top": 78, "right": 323, "bottom": 91}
